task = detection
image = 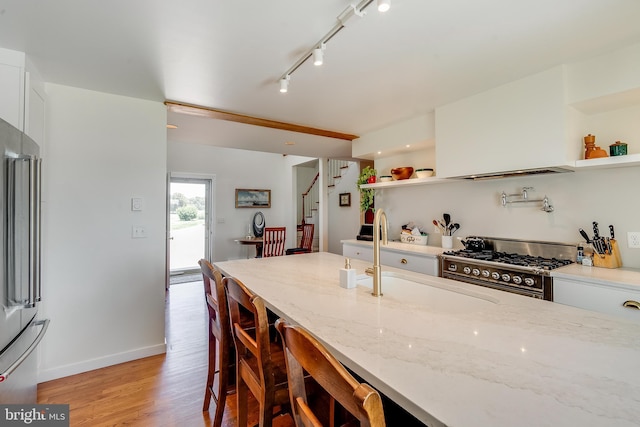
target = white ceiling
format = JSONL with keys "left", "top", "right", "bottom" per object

{"left": 2, "top": 0, "right": 640, "bottom": 158}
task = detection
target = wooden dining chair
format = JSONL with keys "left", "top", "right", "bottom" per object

{"left": 286, "top": 224, "right": 314, "bottom": 255}
{"left": 262, "top": 227, "right": 286, "bottom": 257}
{"left": 198, "top": 259, "right": 236, "bottom": 427}
{"left": 224, "top": 276, "right": 291, "bottom": 427}
{"left": 276, "top": 319, "right": 387, "bottom": 427}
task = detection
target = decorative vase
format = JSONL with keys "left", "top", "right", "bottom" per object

{"left": 584, "top": 134, "right": 608, "bottom": 159}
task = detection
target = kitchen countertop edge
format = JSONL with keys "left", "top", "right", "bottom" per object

{"left": 341, "top": 239, "right": 446, "bottom": 257}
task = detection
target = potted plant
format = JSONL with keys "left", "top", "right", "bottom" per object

{"left": 356, "top": 166, "right": 377, "bottom": 213}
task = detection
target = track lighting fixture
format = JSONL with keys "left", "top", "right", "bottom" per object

{"left": 277, "top": 0, "right": 390, "bottom": 93}
{"left": 377, "top": 0, "right": 390, "bottom": 12}
{"left": 313, "top": 44, "right": 326, "bottom": 66}
{"left": 279, "top": 75, "right": 290, "bottom": 93}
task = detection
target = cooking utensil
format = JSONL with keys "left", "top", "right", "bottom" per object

{"left": 593, "top": 221, "right": 600, "bottom": 240}
{"left": 443, "top": 213, "right": 451, "bottom": 227}
{"left": 609, "top": 225, "right": 615, "bottom": 239}
{"left": 449, "top": 223, "right": 460, "bottom": 235}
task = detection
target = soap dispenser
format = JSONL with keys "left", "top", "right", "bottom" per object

{"left": 339, "top": 258, "right": 357, "bottom": 289}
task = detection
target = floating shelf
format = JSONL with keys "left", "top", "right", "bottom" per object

{"left": 574, "top": 153, "right": 640, "bottom": 170}
{"left": 359, "top": 176, "right": 457, "bottom": 189}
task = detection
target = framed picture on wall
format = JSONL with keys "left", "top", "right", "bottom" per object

{"left": 235, "top": 189, "right": 271, "bottom": 208}
{"left": 339, "top": 193, "right": 351, "bottom": 207}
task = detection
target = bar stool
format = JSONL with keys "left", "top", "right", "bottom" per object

{"left": 198, "top": 259, "right": 235, "bottom": 427}
{"left": 276, "top": 319, "right": 386, "bottom": 427}
{"left": 224, "top": 276, "right": 291, "bottom": 427}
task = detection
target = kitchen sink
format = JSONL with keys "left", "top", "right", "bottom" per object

{"left": 356, "top": 272, "right": 497, "bottom": 313}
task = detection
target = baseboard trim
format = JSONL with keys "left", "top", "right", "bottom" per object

{"left": 38, "top": 343, "right": 167, "bottom": 383}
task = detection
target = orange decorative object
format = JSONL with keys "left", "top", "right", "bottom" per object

{"left": 390, "top": 167, "right": 414, "bottom": 180}
{"left": 583, "top": 134, "right": 608, "bottom": 159}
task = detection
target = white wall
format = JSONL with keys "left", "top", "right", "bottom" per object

{"left": 39, "top": 84, "right": 167, "bottom": 381}
{"left": 374, "top": 166, "right": 640, "bottom": 268}
{"left": 327, "top": 162, "right": 361, "bottom": 254}
{"left": 168, "top": 141, "right": 313, "bottom": 261}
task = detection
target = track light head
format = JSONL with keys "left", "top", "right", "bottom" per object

{"left": 279, "top": 75, "right": 290, "bottom": 93}
{"left": 313, "top": 43, "right": 326, "bottom": 66}
{"left": 378, "top": 0, "right": 390, "bottom": 12}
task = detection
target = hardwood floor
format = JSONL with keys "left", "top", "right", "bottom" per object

{"left": 37, "top": 280, "right": 294, "bottom": 427}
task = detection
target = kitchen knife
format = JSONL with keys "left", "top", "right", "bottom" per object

{"left": 593, "top": 221, "right": 600, "bottom": 240}
{"left": 579, "top": 228, "right": 591, "bottom": 243}
{"left": 609, "top": 224, "right": 615, "bottom": 239}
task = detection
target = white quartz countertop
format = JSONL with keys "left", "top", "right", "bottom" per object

{"left": 342, "top": 239, "right": 445, "bottom": 257}
{"left": 552, "top": 264, "right": 640, "bottom": 291}
{"left": 214, "top": 252, "right": 640, "bottom": 427}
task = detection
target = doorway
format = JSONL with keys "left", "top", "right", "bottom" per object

{"left": 167, "top": 174, "right": 215, "bottom": 283}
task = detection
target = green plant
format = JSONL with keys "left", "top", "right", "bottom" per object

{"left": 356, "top": 166, "right": 377, "bottom": 212}
{"left": 176, "top": 205, "right": 198, "bottom": 221}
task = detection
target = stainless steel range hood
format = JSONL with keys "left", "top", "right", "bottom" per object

{"left": 450, "top": 166, "right": 574, "bottom": 181}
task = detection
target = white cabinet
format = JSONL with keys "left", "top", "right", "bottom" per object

{"left": 342, "top": 241, "right": 439, "bottom": 276}
{"left": 342, "top": 243, "right": 373, "bottom": 263}
{"left": 554, "top": 277, "right": 640, "bottom": 324}
{"left": 0, "top": 49, "right": 26, "bottom": 131}
{"left": 380, "top": 250, "right": 438, "bottom": 276}
{"left": 0, "top": 48, "right": 46, "bottom": 145}
{"left": 435, "top": 66, "right": 581, "bottom": 178}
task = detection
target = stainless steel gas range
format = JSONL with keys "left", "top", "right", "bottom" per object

{"left": 439, "top": 237, "right": 576, "bottom": 300}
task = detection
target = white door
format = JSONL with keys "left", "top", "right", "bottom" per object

{"left": 167, "top": 174, "right": 215, "bottom": 280}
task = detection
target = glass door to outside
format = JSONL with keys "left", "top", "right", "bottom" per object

{"left": 169, "top": 177, "right": 212, "bottom": 275}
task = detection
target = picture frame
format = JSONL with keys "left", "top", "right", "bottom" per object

{"left": 339, "top": 192, "right": 351, "bottom": 207}
{"left": 235, "top": 189, "right": 271, "bottom": 208}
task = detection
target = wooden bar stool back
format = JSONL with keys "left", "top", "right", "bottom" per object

{"left": 224, "top": 276, "right": 291, "bottom": 427}
{"left": 262, "top": 227, "right": 286, "bottom": 257}
{"left": 198, "top": 259, "right": 236, "bottom": 427}
{"left": 276, "top": 319, "right": 386, "bottom": 427}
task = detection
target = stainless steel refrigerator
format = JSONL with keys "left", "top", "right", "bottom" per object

{"left": 0, "top": 118, "right": 49, "bottom": 403}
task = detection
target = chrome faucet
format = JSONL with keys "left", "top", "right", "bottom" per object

{"left": 372, "top": 208, "right": 388, "bottom": 297}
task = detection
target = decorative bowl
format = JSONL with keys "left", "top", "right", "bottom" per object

{"left": 415, "top": 168, "right": 434, "bottom": 178}
{"left": 390, "top": 167, "right": 414, "bottom": 180}
{"left": 379, "top": 176, "right": 393, "bottom": 182}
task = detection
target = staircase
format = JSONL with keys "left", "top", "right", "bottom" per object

{"left": 301, "top": 172, "right": 319, "bottom": 224}
{"left": 327, "top": 159, "right": 350, "bottom": 188}
{"left": 299, "top": 159, "right": 354, "bottom": 225}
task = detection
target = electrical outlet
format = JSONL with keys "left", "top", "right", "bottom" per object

{"left": 627, "top": 231, "right": 640, "bottom": 248}
{"left": 434, "top": 224, "right": 441, "bottom": 234}
{"left": 132, "top": 226, "right": 146, "bottom": 238}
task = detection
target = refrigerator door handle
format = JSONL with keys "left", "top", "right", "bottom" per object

{"left": 0, "top": 319, "right": 49, "bottom": 383}
{"left": 30, "top": 157, "right": 42, "bottom": 303}
{"left": 6, "top": 155, "right": 40, "bottom": 309}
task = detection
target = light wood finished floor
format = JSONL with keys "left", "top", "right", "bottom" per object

{"left": 37, "top": 280, "right": 294, "bottom": 427}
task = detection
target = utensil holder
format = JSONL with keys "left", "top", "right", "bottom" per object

{"left": 593, "top": 239, "right": 622, "bottom": 269}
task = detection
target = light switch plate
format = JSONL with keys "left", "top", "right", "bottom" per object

{"left": 131, "top": 197, "right": 143, "bottom": 211}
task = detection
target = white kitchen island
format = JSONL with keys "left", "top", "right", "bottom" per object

{"left": 214, "top": 252, "right": 640, "bottom": 427}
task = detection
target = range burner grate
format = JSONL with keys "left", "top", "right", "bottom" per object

{"left": 443, "top": 250, "right": 573, "bottom": 270}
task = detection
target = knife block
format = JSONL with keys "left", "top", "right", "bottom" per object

{"left": 593, "top": 239, "right": 622, "bottom": 269}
